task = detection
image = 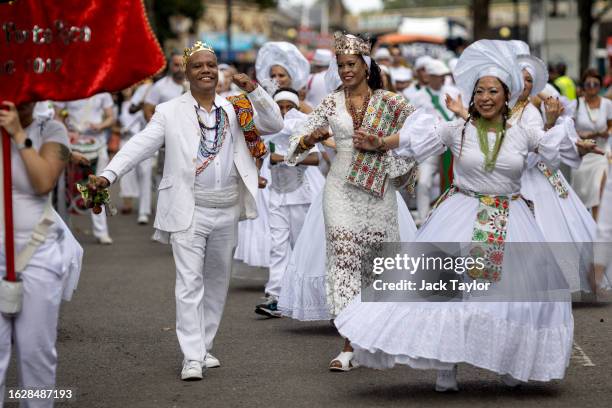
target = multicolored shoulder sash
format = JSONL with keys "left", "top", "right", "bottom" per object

{"left": 226, "top": 93, "right": 267, "bottom": 158}
{"left": 536, "top": 161, "right": 569, "bottom": 198}
{"left": 345, "top": 90, "right": 417, "bottom": 198}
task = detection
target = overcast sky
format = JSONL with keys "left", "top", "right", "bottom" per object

{"left": 284, "top": 0, "right": 383, "bottom": 15}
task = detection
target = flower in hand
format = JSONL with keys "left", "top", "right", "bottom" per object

{"left": 353, "top": 128, "right": 380, "bottom": 151}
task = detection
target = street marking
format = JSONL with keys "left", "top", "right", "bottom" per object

{"left": 572, "top": 342, "right": 595, "bottom": 367}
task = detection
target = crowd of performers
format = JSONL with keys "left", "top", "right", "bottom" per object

{"left": 1, "top": 31, "right": 612, "bottom": 405}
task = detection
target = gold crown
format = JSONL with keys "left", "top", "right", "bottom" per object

{"left": 183, "top": 41, "right": 215, "bottom": 64}
{"left": 334, "top": 32, "right": 371, "bottom": 56}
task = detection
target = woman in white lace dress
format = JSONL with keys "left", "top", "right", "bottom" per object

{"left": 337, "top": 40, "right": 583, "bottom": 390}
{"left": 286, "top": 33, "right": 425, "bottom": 371}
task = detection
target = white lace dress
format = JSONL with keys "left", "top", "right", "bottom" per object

{"left": 286, "top": 90, "right": 424, "bottom": 317}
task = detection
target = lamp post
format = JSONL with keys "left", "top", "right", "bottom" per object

{"left": 226, "top": 0, "right": 232, "bottom": 62}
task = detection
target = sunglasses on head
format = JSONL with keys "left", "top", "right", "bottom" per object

{"left": 584, "top": 80, "right": 600, "bottom": 88}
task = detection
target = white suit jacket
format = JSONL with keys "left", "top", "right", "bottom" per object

{"left": 102, "top": 86, "right": 283, "bottom": 235}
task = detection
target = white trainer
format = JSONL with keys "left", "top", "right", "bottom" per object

{"left": 97, "top": 235, "right": 113, "bottom": 245}
{"left": 181, "top": 360, "right": 203, "bottom": 381}
{"left": 435, "top": 365, "right": 459, "bottom": 392}
{"left": 137, "top": 215, "right": 149, "bottom": 225}
{"left": 205, "top": 354, "right": 221, "bottom": 368}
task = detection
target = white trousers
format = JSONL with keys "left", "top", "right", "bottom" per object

{"left": 0, "top": 265, "right": 63, "bottom": 408}
{"left": 416, "top": 156, "right": 439, "bottom": 222}
{"left": 92, "top": 147, "right": 110, "bottom": 238}
{"left": 266, "top": 199, "right": 309, "bottom": 298}
{"left": 119, "top": 157, "right": 153, "bottom": 218}
{"left": 170, "top": 204, "right": 240, "bottom": 363}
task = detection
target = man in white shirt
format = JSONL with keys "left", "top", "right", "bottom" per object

{"left": 86, "top": 42, "right": 284, "bottom": 381}
{"left": 143, "top": 52, "right": 186, "bottom": 121}
{"left": 409, "top": 59, "right": 459, "bottom": 224}
{"left": 55, "top": 93, "right": 115, "bottom": 244}
{"left": 305, "top": 49, "right": 332, "bottom": 109}
{"left": 403, "top": 55, "right": 433, "bottom": 102}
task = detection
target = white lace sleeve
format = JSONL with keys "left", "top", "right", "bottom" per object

{"left": 285, "top": 93, "right": 334, "bottom": 166}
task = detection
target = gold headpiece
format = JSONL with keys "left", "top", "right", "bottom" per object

{"left": 333, "top": 32, "right": 371, "bottom": 56}
{"left": 183, "top": 41, "right": 215, "bottom": 64}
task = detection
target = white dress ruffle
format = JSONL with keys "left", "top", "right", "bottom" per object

{"left": 336, "top": 118, "right": 575, "bottom": 383}
{"left": 234, "top": 157, "right": 272, "bottom": 268}
{"left": 515, "top": 103, "right": 603, "bottom": 292}
{"left": 278, "top": 191, "right": 417, "bottom": 321}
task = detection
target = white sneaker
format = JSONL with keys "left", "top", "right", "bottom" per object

{"left": 137, "top": 215, "right": 149, "bottom": 225}
{"left": 435, "top": 365, "right": 459, "bottom": 392}
{"left": 205, "top": 354, "right": 220, "bottom": 368}
{"left": 181, "top": 360, "right": 203, "bottom": 381}
{"left": 97, "top": 235, "right": 113, "bottom": 245}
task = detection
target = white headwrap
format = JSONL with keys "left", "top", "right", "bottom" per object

{"left": 324, "top": 55, "right": 372, "bottom": 93}
{"left": 517, "top": 55, "right": 548, "bottom": 96}
{"left": 255, "top": 42, "right": 310, "bottom": 92}
{"left": 453, "top": 39, "right": 524, "bottom": 107}
{"left": 509, "top": 41, "right": 548, "bottom": 97}
{"left": 273, "top": 90, "right": 300, "bottom": 107}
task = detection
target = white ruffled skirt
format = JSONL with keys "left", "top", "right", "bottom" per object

{"left": 278, "top": 191, "right": 417, "bottom": 321}
{"left": 335, "top": 192, "right": 574, "bottom": 382}
{"left": 234, "top": 158, "right": 272, "bottom": 268}
{"left": 521, "top": 166, "right": 607, "bottom": 292}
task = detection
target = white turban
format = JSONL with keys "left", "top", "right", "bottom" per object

{"left": 255, "top": 42, "right": 310, "bottom": 92}
{"left": 453, "top": 40, "right": 524, "bottom": 107}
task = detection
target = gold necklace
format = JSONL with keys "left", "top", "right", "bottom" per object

{"left": 510, "top": 99, "right": 529, "bottom": 119}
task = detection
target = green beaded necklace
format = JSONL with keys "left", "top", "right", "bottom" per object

{"left": 475, "top": 117, "right": 505, "bottom": 172}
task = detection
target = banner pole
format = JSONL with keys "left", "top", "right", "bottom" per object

{"left": 2, "top": 128, "right": 16, "bottom": 282}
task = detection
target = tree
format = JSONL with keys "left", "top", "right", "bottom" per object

{"left": 471, "top": 0, "right": 491, "bottom": 40}
{"left": 577, "top": 0, "right": 611, "bottom": 76}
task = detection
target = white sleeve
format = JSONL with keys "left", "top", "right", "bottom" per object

{"left": 398, "top": 110, "right": 452, "bottom": 162}
{"left": 100, "top": 93, "right": 114, "bottom": 110}
{"left": 247, "top": 85, "right": 284, "bottom": 135}
{"left": 103, "top": 110, "right": 166, "bottom": 181}
{"left": 525, "top": 116, "right": 578, "bottom": 170}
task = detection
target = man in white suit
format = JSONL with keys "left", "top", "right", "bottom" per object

{"left": 86, "top": 42, "right": 284, "bottom": 380}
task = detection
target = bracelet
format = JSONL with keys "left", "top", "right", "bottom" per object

{"left": 299, "top": 136, "right": 313, "bottom": 150}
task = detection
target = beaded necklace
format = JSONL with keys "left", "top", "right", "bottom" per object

{"left": 345, "top": 88, "right": 371, "bottom": 130}
{"left": 195, "top": 103, "right": 228, "bottom": 174}
{"left": 475, "top": 117, "right": 505, "bottom": 172}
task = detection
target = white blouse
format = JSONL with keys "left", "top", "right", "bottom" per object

{"left": 400, "top": 115, "right": 575, "bottom": 195}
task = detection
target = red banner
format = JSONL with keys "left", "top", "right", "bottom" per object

{"left": 0, "top": 0, "right": 165, "bottom": 104}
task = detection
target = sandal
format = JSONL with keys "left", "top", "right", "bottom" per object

{"left": 329, "top": 351, "right": 358, "bottom": 372}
